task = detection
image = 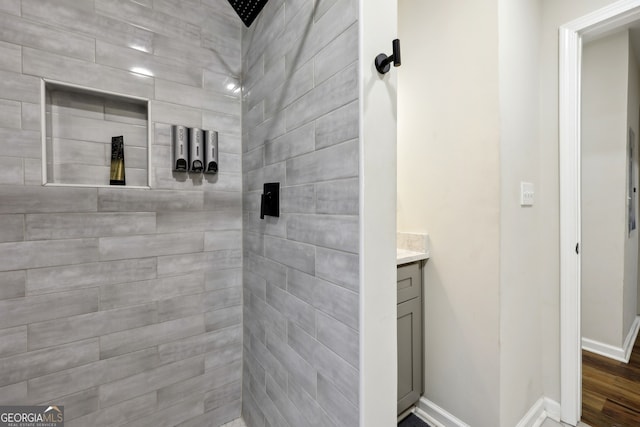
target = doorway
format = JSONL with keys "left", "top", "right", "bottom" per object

{"left": 559, "top": 1, "right": 640, "bottom": 425}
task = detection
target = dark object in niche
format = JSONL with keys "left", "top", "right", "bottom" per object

{"left": 109, "top": 136, "right": 126, "bottom": 185}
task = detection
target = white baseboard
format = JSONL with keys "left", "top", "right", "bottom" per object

{"left": 515, "top": 397, "right": 561, "bottom": 427}
{"left": 582, "top": 315, "right": 640, "bottom": 363}
{"left": 415, "top": 397, "right": 470, "bottom": 427}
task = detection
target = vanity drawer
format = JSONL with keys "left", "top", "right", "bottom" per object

{"left": 397, "top": 261, "right": 421, "bottom": 304}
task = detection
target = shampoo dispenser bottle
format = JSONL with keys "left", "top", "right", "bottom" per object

{"left": 172, "top": 125, "right": 188, "bottom": 172}
{"left": 204, "top": 130, "right": 218, "bottom": 174}
{"left": 189, "top": 127, "right": 204, "bottom": 172}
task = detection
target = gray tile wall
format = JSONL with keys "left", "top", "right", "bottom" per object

{"left": 241, "top": 0, "right": 360, "bottom": 425}
{"left": 0, "top": 1, "right": 243, "bottom": 425}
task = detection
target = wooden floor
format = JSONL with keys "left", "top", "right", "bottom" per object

{"left": 582, "top": 337, "right": 640, "bottom": 427}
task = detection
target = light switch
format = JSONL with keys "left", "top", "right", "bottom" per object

{"left": 520, "top": 182, "right": 534, "bottom": 206}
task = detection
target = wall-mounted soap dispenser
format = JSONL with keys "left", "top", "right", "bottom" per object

{"left": 189, "top": 128, "right": 204, "bottom": 172}
{"left": 204, "top": 130, "right": 218, "bottom": 174}
{"left": 172, "top": 125, "right": 188, "bottom": 172}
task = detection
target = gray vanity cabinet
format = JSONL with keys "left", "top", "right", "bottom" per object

{"left": 397, "top": 261, "right": 423, "bottom": 415}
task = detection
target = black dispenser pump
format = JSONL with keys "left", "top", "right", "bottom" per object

{"left": 227, "top": 0, "right": 270, "bottom": 27}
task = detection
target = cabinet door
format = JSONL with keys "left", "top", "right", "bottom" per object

{"left": 397, "top": 296, "right": 422, "bottom": 415}
{"left": 397, "top": 262, "right": 421, "bottom": 304}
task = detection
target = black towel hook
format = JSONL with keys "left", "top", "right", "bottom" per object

{"left": 375, "top": 39, "right": 401, "bottom": 74}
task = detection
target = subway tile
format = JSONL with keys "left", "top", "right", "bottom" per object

{"left": 0, "top": 338, "right": 98, "bottom": 387}
{"left": 315, "top": 247, "right": 359, "bottom": 292}
{"left": 287, "top": 377, "right": 337, "bottom": 427}
{"left": 245, "top": 102, "right": 264, "bottom": 132}
{"left": 265, "top": 374, "right": 308, "bottom": 427}
{"left": 0, "top": 14, "right": 95, "bottom": 62}
{"left": 98, "top": 188, "right": 203, "bottom": 212}
{"left": 158, "top": 325, "right": 241, "bottom": 364}
{"left": 244, "top": 254, "right": 286, "bottom": 288}
{"left": 158, "top": 360, "right": 241, "bottom": 408}
{"left": 0, "top": 238, "right": 99, "bottom": 271}
{"left": 100, "top": 315, "right": 205, "bottom": 359}
{"left": 314, "top": 0, "right": 339, "bottom": 21}
{"left": 99, "top": 232, "right": 203, "bottom": 261}
{"left": 287, "top": 214, "right": 359, "bottom": 253}
{"left": 0, "top": 128, "right": 40, "bottom": 159}
{"left": 250, "top": 295, "right": 286, "bottom": 341}
{"left": 205, "top": 287, "right": 242, "bottom": 312}
{"left": 154, "top": 35, "right": 232, "bottom": 78}
{"left": 105, "top": 98, "right": 147, "bottom": 126}
{"left": 0, "top": 40, "right": 20, "bottom": 72}
{"left": 244, "top": 269, "right": 267, "bottom": 300}
{"left": 288, "top": 322, "right": 358, "bottom": 405}
{"left": 246, "top": 60, "right": 286, "bottom": 111}
{"left": 155, "top": 79, "right": 241, "bottom": 116}
{"left": 157, "top": 293, "right": 205, "bottom": 322}
{"left": 0, "top": 157, "right": 24, "bottom": 185}
{"left": 157, "top": 211, "right": 240, "bottom": 234}
{"left": 315, "top": 178, "right": 358, "bottom": 215}
{"left": 204, "top": 380, "right": 242, "bottom": 412}
{"left": 0, "top": 98, "right": 21, "bottom": 129}
{"left": 126, "top": 394, "right": 204, "bottom": 427}
{"left": 0, "top": 288, "right": 98, "bottom": 330}
{"left": 49, "top": 88, "right": 105, "bottom": 120}
{"left": 97, "top": 40, "right": 201, "bottom": 87}
{"left": 246, "top": 368, "right": 288, "bottom": 427}
{"left": 242, "top": 386, "right": 266, "bottom": 427}
{"left": 27, "top": 303, "right": 158, "bottom": 350}
{"left": 0, "top": 270, "right": 25, "bottom": 300}
{"left": 0, "top": 214, "right": 23, "bottom": 242}
{"left": 286, "top": 139, "right": 358, "bottom": 185}
{"left": 21, "top": 102, "right": 40, "bottom": 131}
{"left": 281, "top": 184, "right": 315, "bottom": 214}
{"left": 66, "top": 392, "right": 156, "bottom": 427}
{"left": 245, "top": 114, "right": 286, "bottom": 153}
{"left": 205, "top": 267, "right": 242, "bottom": 292}
{"left": 266, "top": 282, "right": 315, "bottom": 335}
{"left": 264, "top": 61, "right": 314, "bottom": 118}
{"left": 0, "top": 326, "right": 26, "bottom": 358}
{"left": 243, "top": 147, "right": 264, "bottom": 173}
{"left": 203, "top": 69, "right": 242, "bottom": 97}
{"left": 23, "top": 47, "right": 154, "bottom": 100}
{"left": 23, "top": 158, "right": 42, "bottom": 186}
{"left": 264, "top": 235, "right": 315, "bottom": 274}
{"left": 265, "top": 330, "right": 316, "bottom": 397}
{"left": 27, "top": 257, "right": 156, "bottom": 295}
{"left": 50, "top": 113, "right": 147, "bottom": 147}
{"left": 314, "top": 23, "right": 357, "bottom": 85}
{"left": 0, "top": 1, "right": 19, "bottom": 16}
{"left": 287, "top": 268, "right": 358, "bottom": 330}
{"left": 317, "top": 374, "right": 358, "bottom": 426}
{"left": 285, "top": 62, "right": 357, "bottom": 130}
{"left": 205, "top": 305, "right": 242, "bottom": 332}
{"left": 206, "top": 344, "right": 242, "bottom": 372}
{"left": 244, "top": 230, "right": 264, "bottom": 256}
{"left": 203, "top": 110, "right": 242, "bottom": 137}
{"left": 0, "top": 185, "right": 97, "bottom": 214}
{"left": 248, "top": 334, "right": 288, "bottom": 393}
{"left": 204, "top": 230, "right": 242, "bottom": 251}
{"left": 243, "top": 210, "right": 286, "bottom": 240}
{"left": 95, "top": 0, "right": 201, "bottom": 44}
{"left": 316, "top": 311, "right": 358, "bottom": 368}
{"left": 151, "top": 101, "right": 203, "bottom": 129}
{"left": 99, "top": 355, "right": 204, "bottom": 408}
{"left": 100, "top": 271, "right": 204, "bottom": 310}
{"left": 157, "top": 250, "right": 242, "bottom": 277}
{"left": 0, "top": 69, "right": 39, "bottom": 103}
{"left": 264, "top": 122, "right": 315, "bottom": 165}
{"left": 22, "top": 0, "right": 155, "bottom": 54}
{"left": 0, "top": 382, "right": 27, "bottom": 405}
{"left": 25, "top": 213, "right": 156, "bottom": 240}
{"left": 38, "top": 386, "right": 100, "bottom": 421}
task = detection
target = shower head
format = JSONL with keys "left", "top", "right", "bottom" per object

{"left": 227, "top": 0, "right": 270, "bottom": 27}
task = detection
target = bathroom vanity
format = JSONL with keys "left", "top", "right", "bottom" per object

{"left": 396, "top": 233, "right": 429, "bottom": 415}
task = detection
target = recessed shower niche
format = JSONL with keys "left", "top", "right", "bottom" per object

{"left": 41, "top": 79, "right": 151, "bottom": 188}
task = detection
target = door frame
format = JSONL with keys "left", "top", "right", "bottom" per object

{"left": 560, "top": 1, "right": 640, "bottom": 424}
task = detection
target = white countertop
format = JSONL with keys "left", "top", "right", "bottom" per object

{"left": 396, "top": 232, "right": 430, "bottom": 265}
{"left": 396, "top": 248, "right": 429, "bottom": 265}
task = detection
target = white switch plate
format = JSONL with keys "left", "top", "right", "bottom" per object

{"left": 521, "top": 182, "right": 534, "bottom": 206}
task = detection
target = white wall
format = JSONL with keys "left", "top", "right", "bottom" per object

{"left": 397, "top": 1, "right": 501, "bottom": 425}
{"left": 581, "top": 30, "right": 630, "bottom": 348}
{"left": 497, "top": 0, "right": 545, "bottom": 425}
{"left": 539, "top": 0, "right": 623, "bottom": 402}
{"left": 360, "top": 0, "right": 398, "bottom": 426}
{"left": 624, "top": 37, "right": 639, "bottom": 338}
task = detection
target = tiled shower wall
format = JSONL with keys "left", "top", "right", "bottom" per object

{"left": 0, "top": 0, "right": 244, "bottom": 426}
{"left": 241, "top": 0, "right": 360, "bottom": 425}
